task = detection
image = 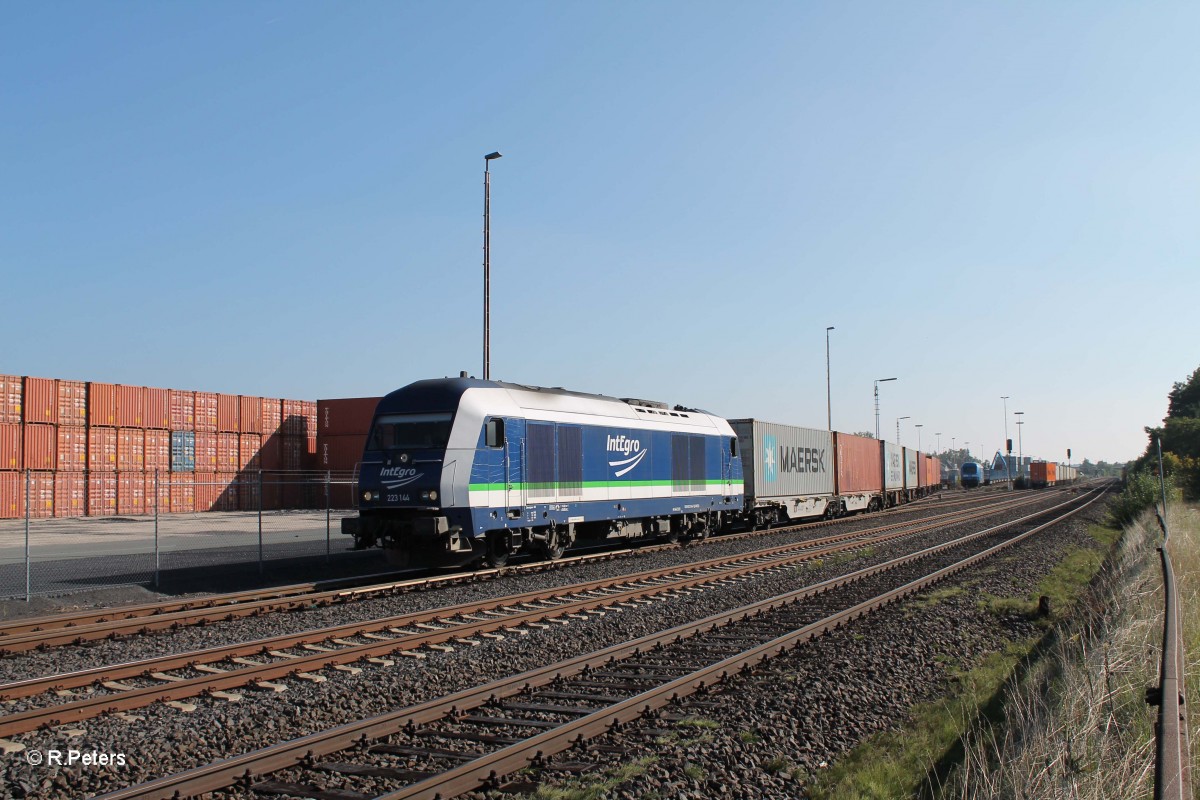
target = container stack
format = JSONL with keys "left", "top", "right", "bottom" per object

{"left": 0, "top": 373, "right": 319, "bottom": 519}
{"left": 315, "top": 397, "right": 379, "bottom": 508}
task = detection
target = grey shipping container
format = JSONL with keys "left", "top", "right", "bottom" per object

{"left": 729, "top": 419, "right": 834, "bottom": 500}
{"left": 903, "top": 447, "right": 919, "bottom": 490}
{"left": 882, "top": 441, "right": 904, "bottom": 490}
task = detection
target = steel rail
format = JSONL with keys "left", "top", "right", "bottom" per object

{"left": 86, "top": 487, "right": 1105, "bottom": 800}
{"left": 0, "top": 494, "right": 1052, "bottom": 736}
{"left": 0, "top": 493, "right": 1040, "bottom": 653}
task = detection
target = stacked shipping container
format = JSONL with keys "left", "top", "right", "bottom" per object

{"left": 0, "top": 374, "right": 318, "bottom": 519}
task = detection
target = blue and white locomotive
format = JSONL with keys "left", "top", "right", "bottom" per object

{"left": 342, "top": 377, "right": 744, "bottom": 567}
{"left": 960, "top": 460, "right": 984, "bottom": 489}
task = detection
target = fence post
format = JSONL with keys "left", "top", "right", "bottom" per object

{"left": 24, "top": 469, "right": 31, "bottom": 602}
{"left": 257, "top": 469, "right": 264, "bottom": 576}
{"left": 325, "top": 471, "right": 331, "bottom": 561}
{"left": 153, "top": 469, "right": 160, "bottom": 589}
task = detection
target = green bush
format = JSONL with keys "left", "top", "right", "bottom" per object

{"left": 1108, "top": 471, "right": 1175, "bottom": 527}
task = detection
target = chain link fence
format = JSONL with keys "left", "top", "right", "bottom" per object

{"left": 0, "top": 470, "right": 371, "bottom": 599}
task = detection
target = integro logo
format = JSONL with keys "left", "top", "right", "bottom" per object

{"left": 607, "top": 434, "right": 646, "bottom": 477}
{"left": 379, "top": 466, "right": 421, "bottom": 489}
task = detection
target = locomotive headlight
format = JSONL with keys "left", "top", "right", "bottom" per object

{"left": 428, "top": 490, "right": 438, "bottom": 501}
{"left": 363, "top": 491, "right": 374, "bottom": 502}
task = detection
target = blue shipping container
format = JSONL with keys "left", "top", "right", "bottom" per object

{"left": 171, "top": 431, "right": 195, "bottom": 472}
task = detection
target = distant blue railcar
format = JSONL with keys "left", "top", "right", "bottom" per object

{"left": 960, "top": 461, "right": 984, "bottom": 489}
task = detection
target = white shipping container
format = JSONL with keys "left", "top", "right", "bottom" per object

{"left": 904, "top": 447, "right": 919, "bottom": 490}
{"left": 883, "top": 442, "right": 904, "bottom": 490}
{"left": 730, "top": 419, "right": 834, "bottom": 500}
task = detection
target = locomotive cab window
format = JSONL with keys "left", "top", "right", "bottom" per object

{"left": 485, "top": 418, "right": 505, "bottom": 448}
{"left": 730, "top": 437, "right": 738, "bottom": 457}
{"left": 367, "top": 413, "right": 453, "bottom": 451}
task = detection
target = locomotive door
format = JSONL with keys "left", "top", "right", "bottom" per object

{"left": 506, "top": 422, "right": 525, "bottom": 509}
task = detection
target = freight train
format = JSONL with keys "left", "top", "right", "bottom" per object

{"left": 341, "top": 377, "right": 943, "bottom": 567}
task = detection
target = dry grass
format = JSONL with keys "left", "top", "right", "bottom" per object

{"left": 933, "top": 506, "right": 1200, "bottom": 800}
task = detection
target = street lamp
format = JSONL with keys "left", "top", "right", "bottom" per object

{"left": 896, "top": 416, "right": 910, "bottom": 445}
{"left": 825, "top": 327, "right": 835, "bottom": 431}
{"left": 1015, "top": 411, "right": 1025, "bottom": 480}
{"left": 874, "top": 377, "right": 897, "bottom": 440}
{"left": 935, "top": 432, "right": 942, "bottom": 455}
{"left": 482, "top": 151, "right": 503, "bottom": 380}
{"left": 915, "top": 423, "right": 923, "bottom": 453}
{"left": 1001, "top": 396, "right": 1011, "bottom": 489}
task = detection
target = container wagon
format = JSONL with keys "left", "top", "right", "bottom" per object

{"left": 833, "top": 431, "right": 883, "bottom": 513}
{"left": 730, "top": 419, "right": 835, "bottom": 525}
{"left": 1030, "top": 460, "right": 1057, "bottom": 488}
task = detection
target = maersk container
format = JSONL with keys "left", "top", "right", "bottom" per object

{"left": 834, "top": 432, "right": 881, "bottom": 494}
{"left": 171, "top": 431, "right": 196, "bottom": 472}
{"left": 729, "top": 419, "right": 834, "bottom": 500}
{"left": 882, "top": 441, "right": 904, "bottom": 490}
{"left": 903, "top": 448, "right": 919, "bottom": 490}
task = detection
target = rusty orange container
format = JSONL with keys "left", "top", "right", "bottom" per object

{"left": 58, "top": 380, "right": 87, "bottom": 427}
{"left": 144, "top": 429, "right": 170, "bottom": 473}
{"left": 259, "top": 434, "right": 282, "bottom": 470}
{"left": 118, "top": 472, "right": 147, "bottom": 515}
{"left": 0, "top": 423, "right": 21, "bottom": 470}
{"left": 54, "top": 472, "right": 85, "bottom": 517}
{"left": 301, "top": 401, "right": 316, "bottom": 437}
{"left": 238, "top": 396, "right": 262, "bottom": 434}
{"left": 117, "top": 428, "right": 146, "bottom": 472}
{"left": 117, "top": 385, "right": 144, "bottom": 427}
{"left": 317, "top": 434, "right": 367, "bottom": 472}
{"left": 239, "top": 433, "right": 262, "bottom": 470}
{"left": 282, "top": 436, "right": 304, "bottom": 471}
{"left": 0, "top": 375, "right": 21, "bottom": 425}
{"left": 217, "top": 433, "right": 239, "bottom": 471}
{"left": 834, "top": 432, "right": 882, "bottom": 494}
{"left": 0, "top": 472, "right": 23, "bottom": 519}
{"left": 282, "top": 400, "right": 301, "bottom": 435}
{"left": 88, "top": 427, "right": 118, "bottom": 472}
{"left": 146, "top": 472, "right": 169, "bottom": 513}
{"left": 88, "top": 473, "right": 117, "bottom": 516}
{"left": 28, "top": 472, "right": 54, "bottom": 518}
{"left": 169, "top": 390, "right": 195, "bottom": 431}
{"left": 144, "top": 388, "right": 169, "bottom": 430}
{"left": 169, "top": 473, "right": 194, "bottom": 513}
{"left": 88, "top": 382, "right": 119, "bottom": 426}
{"left": 261, "top": 398, "right": 282, "bottom": 435}
{"left": 22, "top": 424, "right": 56, "bottom": 470}
{"left": 238, "top": 476, "right": 261, "bottom": 511}
{"left": 22, "top": 378, "right": 57, "bottom": 424}
{"left": 195, "top": 392, "right": 218, "bottom": 433}
{"left": 213, "top": 472, "right": 239, "bottom": 510}
{"left": 194, "top": 432, "right": 217, "bottom": 471}
{"left": 217, "top": 394, "right": 239, "bottom": 432}
{"left": 194, "top": 473, "right": 220, "bottom": 512}
{"left": 57, "top": 427, "right": 88, "bottom": 471}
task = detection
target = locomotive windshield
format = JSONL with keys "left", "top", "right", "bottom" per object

{"left": 367, "top": 413, "right": 453, "bottom": 451}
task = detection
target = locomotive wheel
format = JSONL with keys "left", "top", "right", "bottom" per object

{"left": 538, "top": 527, "right": 566, "bottom": 561}
{"left": 484, "top": 533, "right": 510, "bottom": 568}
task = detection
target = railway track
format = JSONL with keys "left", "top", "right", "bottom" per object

{"left": 85, "top": 486, "right": 1107, "bottom": 800}
{"left": 0, "top": 491, "right": 1058, "bottom": 737}
{"left": 0, "top": 491, "right": 1033, "bottom": 653}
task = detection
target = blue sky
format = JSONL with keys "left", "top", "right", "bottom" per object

{"left": 3, "top": 2, "right": 1197, "bottom": 464}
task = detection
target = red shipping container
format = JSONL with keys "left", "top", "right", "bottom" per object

{"left": 22, "top": 424, "right": 56, "bottom": 470}
{"left": 144, "top": 388, "right": 169, "bottom": 430}
{"left": 239, "top": 433, "right": 262, "bottom": 470}
{"left": 54, "top": 472, "right": 86, "bottom": 517}
{"left": 58, "top": 380, "right": 87, "bottom": 427}
{"left": 195, "top": 392, "right": 218, "bottom": 433}
{"left": 118, "top": 472, "right": 147, "bottom": 515}
{"left": 0, "top": 375, "right": 21, "bottom": 425}
{"left": 260, "top": 435, "right": 282, "bottom": 470}
{"left": 169, "top": 473, "right": 195, "bottom": 513}
{"left": 217, "top": 433, "right": 240, "bottom": 471}
{"left": 88, "top": 427, "right": 118, "bottom": 472}
{"left": 238, "top": 396, "right": 262, "bottom": 434}
{"left": 318, "top": 398, "right": 380, "bottom": 437}
{"left": 239, "top": 477, "right": 261, "bottom": 511}
{"left": 834, "top": 432, "right": 883, "bottom": 494}
{"left": 88, "top": 382, "right": 119, "bottom": 427}
{"left": 214, "top": 472, "right": 239, "bottom": 511}
{"left": 88, "top": 473, "right": 118, "bottom": 516}
{"left": 22, "top": 377, "right": 58, "bottom": 424}
{"left": 117, "top": 428, "right": 146, "bottom": 472}
{"left": 217, "top": 394, "right": 239, "bottom": 432}
{"left": 144, "top": 429, "right": 171, "bottom": 473}
{"left": 0, "top": 423, "right": 21, "bottom": 470}
{"left": 261, "top": 398, "right": 282, "bottom": 436}
{"left": 282, "top": 400, "right": 302, "bottom": 435}
{"left": 194, "top": 473, "right": 219, "bottom": 512}
{"left": 147, "top": 472, "right": 169, "bottom": 513}
{"left": 118, "top": 385, "right": 145, "bottom": 427}
{"left": 317, "top": 434, "right": 368, "bottom": 473}
{"left": 282, "top": 436, "right": 304, "bottom": 471}
{"left": 194, "top": 432, "right": 218, "bottom": 471}
{"left": 27, "top": 473, "right": 54, "bottom": 518}
{"left": 169, "top": 390, "right": 195, "bottom": 431}
{"left": 301, "top": 401, "right": 316, "bottom": 436}
{"left": 57, "top": 427, "right": 88, "bottom": 471}
{"left": 0, "top": 472, "right": 23, "bottom": 519}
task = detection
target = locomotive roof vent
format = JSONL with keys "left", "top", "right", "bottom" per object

{"left": 620, "top": 397, "right": 669, "bottom": 410}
